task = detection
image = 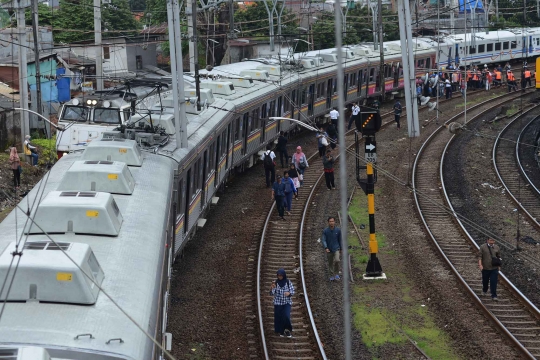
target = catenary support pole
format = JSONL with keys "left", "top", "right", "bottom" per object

{"left": 378, "top": 0, "right": 384, "bottom": 100}
{"left": 31, "top": 0, "right": 46, "bottom": 136}
{"left": 94, "top": 0, "right": 103, "bottom": 91}
{"left": 187, "top": 0, "right": 196, "bottom": 72}
{"left": 397, "top": 0, "right": 419, "bottom": 137}
{"left": 167, "top": 0, "right": 189, "bottom": 148}
{"left": 333, "top": 2, "right": 352, "bottom": 360}
{"left": 191, "top": 0, "right": 201, "bottom": 111}
{"left": 16, "top": 3, "right": 30, "bottom": 150}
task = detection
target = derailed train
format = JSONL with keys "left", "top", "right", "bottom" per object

{"left": 0, "top": 28, "right": 539, "bottom": 359}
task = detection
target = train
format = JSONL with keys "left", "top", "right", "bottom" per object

{"left": 1, "top": 27, "right": 539, "bottom": 359}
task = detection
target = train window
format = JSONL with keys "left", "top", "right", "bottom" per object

{"left": 269, "top": 100, "right": 276, "bottom": 117}
{"left": 495, "top": 42, "right": 501, "bottom": 51}
{"left": 251, "top": 108, "right": 260, "bottom": 129}
{"left": 351, "top": 73, "right": 357, "bottom": 86}
{"left": 234, "top": 118, "right": 240, "bottom": 141}
{"left": 261, "top": 103, "right": 267, "bottom": 118}
{"left": 469, "top": 46, "right": 476, "bottom": 54}
{"left": 511, "top": 41, "right": 517, "bottom": 49}
{"left": 417, "top": 59, "right": 425, "bottom": 69}
{"left": 122, "top": 109, "right": 131, "bottom": 123}
{"left": 487, "top": 43, "right": 493, "bottom": 51}
{"left": 503, "top": 41, "right": 509, "bottom": 50}
{"left": 343, "top": 74, "right": 348, "bottom": 87}
{"left": 478, "top": 44, "right": 485, "bottom": 53}
{"left": 176, "top": 178, "right": 184, "bottom": 213}
{"left": 284, "top": 94, "right": 291, "bottom": 113}
{"left": 301, "top": 88, "right": 307, "bottom": 105}
{"left": 317, "top": 83, "right": 323, "bottom": 98}
{"left": 425, "top": 58, "right": 431, "bottom": 70}
{"left": 369, "top": 68, "right": 374, "bottom": 83}
{"left": 197, "top": 158, "right": 203, "bottom": 190}
{"left": 536, "top": 38, "right": 540, "bottom": 46}
{"left": 332, "top": 79, "right": 337, "bottom": 94}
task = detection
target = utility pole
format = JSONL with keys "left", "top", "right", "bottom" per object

{"left": 397, "top": 0, "right": 419, "bottom": 137}
{"left": 167, "top": 0, "right": 189, "bottom": 148}
{"left": 378, "top": 0, "right": 384, "bottom": 100}
{"left": 15, "top": 0, "right": 30, "bottom": 147}
{"left": 187, "top": 0, "right": 196, "bottom": 72}
{"left": 31, "top": 0, "right": 46, "bottom": 136}
{"left": 191, "top": 0, "right": 201, "bottom": 111}
{"left": 94, "top": 0, "right": 103, "bottom": 91}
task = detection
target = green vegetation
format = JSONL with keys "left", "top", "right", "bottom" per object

{"left": 348, "top": 191, "right": 458, "bottom": 359}
{"left": 505, "top": 105, "right": 521, "bottom": 117}
{"left": 32, "top": 136, "right": 58, "bottom": 165}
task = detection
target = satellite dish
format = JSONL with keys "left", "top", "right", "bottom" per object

{"left": 420, "top": 96, "right": 431, "bottom": 106}
{"left": 448, "top": 122, "right": 463, "bottom": 134}
{"left": 427, "top": 102, "right": 437, "bottom": 111}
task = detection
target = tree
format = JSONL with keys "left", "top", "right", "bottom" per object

{"left": 25, "top": 4, "right": 55, "bottom": 26}
{"left": 54, "top": 0, "right": 140, "bottom": 43}
{"left": 234, "top": 2, "right": 297, "bottom": 40}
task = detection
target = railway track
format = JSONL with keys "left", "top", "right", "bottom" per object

{"left": 413, "top": 90, "right": 540, "bottom": 359}
{"left": 494, "top": 111, "right": 540, "bottom": 230}
{"left": 253, "top": 87, "right": 522, "bottom": 359}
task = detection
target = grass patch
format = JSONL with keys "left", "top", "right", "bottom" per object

{"left": 182, "top": 343, "right": 210, "bottom": 360}
{"left": 349, "top": 192, "right": 458, "bottom": 359}
{"left": 503, "top": 217, "right": 516, "bottom": 226}
{"left": 505, "top": 105, "right": 520, "bottom": 117}
{"left": 0, "top": 207, "right": 12, "bottom": 223}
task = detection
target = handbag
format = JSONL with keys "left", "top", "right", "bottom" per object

{"left": 299, "top": 157, "right": 307, "bottom": 169}
{"left": 18, "top": 165, "right": 22, "bottom": 174}
{"left": 488, "top": 246, "right": 502, "bottom": 267}
{"left": 321, "top": 136, "right": 329, "bottom": 147}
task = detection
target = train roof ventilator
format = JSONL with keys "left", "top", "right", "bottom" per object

{"left": 0, "top": 241, "right": 104, "bottom": 304}
{"left": 81, "top": 137, "right": 143, "bottom": 166}
{"left": 57, "top": 160, "right": 135, "bottom": 195}
{"left": 129, "top": 113, "right": 176, "bottom": 135}
{"left": 24, "top": 191, "right": 123, "bottom": 236}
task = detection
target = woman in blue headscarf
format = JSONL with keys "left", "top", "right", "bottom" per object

{"left": 269, "top": 268, "right": 295, "bottom": 337}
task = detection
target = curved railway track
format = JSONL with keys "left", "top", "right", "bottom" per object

{"left": 413, "top": 91, "right": 540, "bottom": 359}
{"left": 494, "top": 112, "right": 540, "bottom": 230}
{"left": 252, "top": 87, "right": 522, "bottom": 359}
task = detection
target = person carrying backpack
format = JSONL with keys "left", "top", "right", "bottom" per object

{"left": 261, "top": 144, "right": 276, "bottom": 187}
{"left": 291, "top": 146, "right": 308, "bottom": 185}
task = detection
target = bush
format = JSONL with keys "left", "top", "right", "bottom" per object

{"left": 32, "top": 136, "right": 58, "bottom": 165}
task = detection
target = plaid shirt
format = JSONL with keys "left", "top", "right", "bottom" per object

{"left": 270, "top": 280, "right": 295, "bottom": 305}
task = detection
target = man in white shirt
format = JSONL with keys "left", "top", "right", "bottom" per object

{"left": 329, "top": 107, "right": 339, "bottom": 127}
{"left": 348, "top": 102, "right": 360, "bottom": 130}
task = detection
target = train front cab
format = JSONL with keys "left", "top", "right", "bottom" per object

{"left": 536, "top": 57, "right": 540, "bottom": 89}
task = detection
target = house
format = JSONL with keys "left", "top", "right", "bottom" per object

{"left": 69, "top": 35, "right": 160, "bottom": 79}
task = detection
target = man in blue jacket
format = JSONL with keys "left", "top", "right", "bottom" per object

{"left": 321, "top": 217, "right": 342, "bottom": 281}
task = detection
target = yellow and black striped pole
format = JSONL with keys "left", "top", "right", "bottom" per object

{"left": 365, "top": 162, "right": 383, "bottom": 277}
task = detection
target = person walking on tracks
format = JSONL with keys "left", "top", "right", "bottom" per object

{"left": 272, "top": 175, "right": 286, "bottom": 220}
{"left": 288, "top": 164, "right": 300, "bottom": 200}
{"left": 276, "top": 131, "right": 289, "bottom": 168}
{"left": 329, "top": 107, "right": 339, "bottom": 127}
{"left": 316, "top": 127, "right": 328, "bottom": 157}
{"left": 262, "top": 144, "right": 276, "bottom": 188}
{"left": 322, "top": 149, "right": 336, "bottom": 190}
{"left": 291, "top": 146, "right": 308, "bottom": 185}
{"left": 393, "top": 100, "right": 402, "bottom": 129}
{"left": 326, "top": 121, "right": 338, "bottom": 149}
{"left": 322, "top": 217, "right": 342, "bottom": 281}
{"left": 477, "top": 238, "right": 502, "bottom": 301}
{"left": 270, "top": 268, "right": 295, "bottom": 338}
{"left": 282, "top": 171, "right": 297, "bottom": 215}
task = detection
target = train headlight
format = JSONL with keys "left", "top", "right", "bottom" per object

{"left": 86, "top": 99, "right": 92, "bottom": 105}
{"left": 91, "top": 99, "right": 98, "bottom": 106}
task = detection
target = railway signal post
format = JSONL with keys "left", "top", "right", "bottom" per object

{"left": 355, "top": 110, "right": 386, "bottom": 279}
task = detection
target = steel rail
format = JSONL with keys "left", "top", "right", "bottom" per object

{"left": 256, "top": 88, "right": 521, "bottom": 359}
{"left": 493, "top": 110, "right": 540, "bottom": 229}
{"left": 517, "top": 116, "right": 540, "bottom": 196}
{"left": 412, "top": 90, "right": 537, "bottom": 359}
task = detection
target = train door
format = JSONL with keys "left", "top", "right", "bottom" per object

{"left": 357, "top": 69, "right": 363, "bottom": 96}
{"left": 184, "top": 169, "right": 191, "bottom": 234}
{"left": 202, "top": 150, "right": 208, "bottom": 204}
{"left": 215, "top": 135, "right": 221, "bottom": 179}
{"left": 242, "top": 113, "right": 249, "bottom": 155}
{"left": 308, "top": 84, "right": 315, "bottom": 116}
{"left": 326, "top": 78, "right": 333, "bottom": 108}
{"left": 343, "top": 74, "right": 349, "bottom": 99}
{"left": 277, "top": 96, "right": 282, "bottom": 117}
{"left": 393, "top": 63, "right": 400, "bottom": 88}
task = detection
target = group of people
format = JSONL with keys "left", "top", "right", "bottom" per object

{"left": 7, "top": 135, "right": 39, "bottom": 191}
{"left": 416, "top": 62, "right": 535, "bottom": 100}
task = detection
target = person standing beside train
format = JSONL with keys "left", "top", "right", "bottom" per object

{"left": 329, "top": 107, "right": 339, "bottom": 128}
{"left": 393, "top": 100, "right": 402, "bottom": 129}
{"left": 276, "top": 131, "right": 289, "bottom": 168}
{"left": 316, "top": 127, "right": 328, "bottom": 157}
{"left": 523, "top": 67, "right": 532, "bottom": 88}
{"left": 445, "top": 78, "right": 452, "bottom": 99}
{"left": 262, "top": 144, "right": 276, "bottom": 188}
{"left": 348, "top": 102, "right": 360, "bottom": 130}
{"left": 477, "top": 238, "right": 502, "bottom": 301}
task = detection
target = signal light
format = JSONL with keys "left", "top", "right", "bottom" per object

{"left": 355, "top": 109, "right": 382, "bottom": 135}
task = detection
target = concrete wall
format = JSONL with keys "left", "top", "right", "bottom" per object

{"left": 125, "top": 42, "right": 157, "bottom": 71}
{"left": 0, "top": 110, "right": 20, "bottom": 149}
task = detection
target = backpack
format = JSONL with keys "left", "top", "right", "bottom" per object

{"left": 263, "top": 152, "right": 274, "bottom": 169}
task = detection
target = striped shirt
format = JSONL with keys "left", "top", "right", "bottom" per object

{"left": 270, "top": 280, "right": 295, "bottom": 305}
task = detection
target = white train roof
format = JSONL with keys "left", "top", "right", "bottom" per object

{"left": 0, "top": 151, "right": 175, "bottom": 359}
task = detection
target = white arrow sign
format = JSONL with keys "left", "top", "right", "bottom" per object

{"left": 366, "top": 143, "right": 376, "bottom": 151}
